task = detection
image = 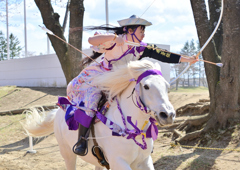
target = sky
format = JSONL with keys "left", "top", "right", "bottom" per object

{"left": 0, "top": 0, "right": 199, "bottom": 57}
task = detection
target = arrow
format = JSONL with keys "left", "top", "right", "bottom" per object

{"left": 39, "top": 25, "right": 101, "bottom": 65}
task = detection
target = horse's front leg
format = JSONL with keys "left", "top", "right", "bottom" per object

{"left": 94, "top": 167, "right": 107, "bottom": 170}
{"left": 102, "top": 138, "right": 136, "bottom": 170}
{"left": 108, "top": 157, "right": 132, "bottom": 170}
{"left": 132, "top": 156, "right": 155, "bottom": 170}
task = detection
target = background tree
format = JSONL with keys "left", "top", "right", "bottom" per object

{"left": 9, "top": 33, "right": 21, "bottom": 59}
{"left": 180, "top": 39, "right": 198, "bottom": 87}
{"left": 171, "top": 39, "right": 206, "bottom": 89}
{"left": 34, "top": 0, "right": 84, "bottom": 84}
{"left": 0, "top": 31, "right": 22, "bottom": 60}
{"left": 171, "top": 63, "right": 186, "bottom": 90}
{"left": 0, "top": 31, "right": 6, "bottom": 60}
{"left": 173, "top": 0, "right": 240, "bottom": 142}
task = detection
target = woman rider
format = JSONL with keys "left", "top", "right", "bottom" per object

{"left": 58, "top": 15, "right": 198, "bottom": 156}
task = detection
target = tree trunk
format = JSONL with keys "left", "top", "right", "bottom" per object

{"left": 68, "top": 0, "right": 85, "bottom": 78}
{"left": 190, "top": 0, "right": 220, "bottom": 116}
{"left": 176, "top": 79, "right": 179, "bottom": 90}
{"left": 214, "top": 0, "right": 240, "bottom": 127}
{"left": 34, "top": 0, "right": 84, "bottom": 84}
{"left": 62, "top": 0, "right": 70, "bottom": 33}
{"left": 191, "top": 0, "right": 240, "bottom": 128}
{"left": 208, "top": 0, "right": 223, "bottom": 56}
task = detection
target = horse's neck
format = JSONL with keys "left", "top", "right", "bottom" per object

{"left": 118, "top": 82, "right": 150, "bottom": 130}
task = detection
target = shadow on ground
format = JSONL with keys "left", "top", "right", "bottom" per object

{"left": 0, "top": 134, "right": 52, "bottom": 155}
{"left": 19, "top": 86, "right": 67, "bottom": 96}
{"left": 153, "top": 137, "right": 232, "bottom": 170}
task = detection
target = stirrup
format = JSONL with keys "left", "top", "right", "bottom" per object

{"left": 72, "top": 136, "right": 89, "bottom": 156}
{"left": 92, "top": 146, "right": 110, "bottom": 169}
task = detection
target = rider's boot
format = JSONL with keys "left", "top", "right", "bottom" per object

{"left": 73, "top": 123, "right": 89, "bottom": 156}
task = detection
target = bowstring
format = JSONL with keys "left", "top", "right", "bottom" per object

{"left": 139, "top": 0, "right": 157, "bottom": 19}
{"left": 131, "top": 0, "right": 157, "bottom": 28}
{"left": 122, "top": 0, "right": 157, "bottom": 64}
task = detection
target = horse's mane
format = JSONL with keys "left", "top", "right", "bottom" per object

{"left": 94, "top": 59, "right": 161, "bottom": 100}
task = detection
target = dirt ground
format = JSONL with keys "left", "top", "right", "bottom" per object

{"left": 1, "top": 86, "right": 240, "bottom": 170}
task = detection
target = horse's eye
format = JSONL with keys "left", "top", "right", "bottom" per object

{"left": 144, "top": 85, "right": 149, "bottom": 90}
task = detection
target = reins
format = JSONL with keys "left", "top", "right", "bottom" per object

{"left": 94, "top": 69, "right": 161, "bottom": 149}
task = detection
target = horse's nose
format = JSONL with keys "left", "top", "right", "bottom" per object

{"left": 170, "top": 112, "right": 176, "bottom": 119}
{"left": 160, "top": 112, "right": 168, "bottom": 119}
{"left": 159, "top": 112, "right": 175, "bottom": 119}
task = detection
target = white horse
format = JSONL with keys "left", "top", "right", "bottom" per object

{"left": 22, "top": 59, "right": 175, "bottom": 170}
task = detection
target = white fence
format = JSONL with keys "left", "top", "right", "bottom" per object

{"left": 0, "top": 54, "right": 66, "bottom": 87}
{"left": 0, "top": 45, "right": 170, "bottom": 87}
{"left": 0, "top": 49, "right": 93, "bottom": 87}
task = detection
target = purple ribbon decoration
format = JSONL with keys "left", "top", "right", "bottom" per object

{"left": 125, "top": 116, "right": 147, "bottom": 150}
{"left": 57, "top": 97, "right": 79, "bottom": 130}
{"left": 107, "top": 41, "right": 147, "bottom": 69}
{"left": 95, "top": 98, "right": 158, "bottom": 150}
{"left": 136, "top": 69, "right": 162, "bottom": 84}
{"left": 95, "top": 111, "right": 125, "bottom": 137}
{"left": 116, "top": 98, "right": 157, "bottom": 149}
{"left": 146, "top": 117, "right": 158, "bottom": 141}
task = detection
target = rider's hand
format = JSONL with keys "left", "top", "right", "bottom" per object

{"left": 189, "top": 55, "right": 199, "bottom": 65}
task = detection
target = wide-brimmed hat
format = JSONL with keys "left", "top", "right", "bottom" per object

{"left": 117, "top": 15, "right": 152, "bottom": 27}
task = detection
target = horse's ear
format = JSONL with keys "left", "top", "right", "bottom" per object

{"left": 146, "top": 107, "right": 151, "bottom": 113}
{"left": 129, "top": 78, "right": 136, "bottom": 82}
{"left": 140, "top": 57, "right": 161, "bottom": 71}
{"left": 162, "top": 76, "right": 170, "bottom": 89}
{"left": 153, "top": 61, "right": 161, "bottom": 71}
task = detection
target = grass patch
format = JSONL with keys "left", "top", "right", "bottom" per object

{"left": 0, "top": 86, "right": 17, "bottom": 98}
{"left": 170, "top": 86, "right": 208, "bottom": 93}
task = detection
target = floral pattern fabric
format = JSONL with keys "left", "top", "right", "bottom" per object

{"left": 66, "top": 62, "right": 106, "bottom": 118}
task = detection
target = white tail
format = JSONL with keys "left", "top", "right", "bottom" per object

{"left": 21, "top": 107, "right": 58, "bottom": 137}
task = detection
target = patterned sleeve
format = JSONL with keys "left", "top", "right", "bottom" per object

{"left": 140, "top": 44, "right": 181, "bottom": 63}
{"left": 90, "top": 31, "right": 116, "bottom": 53}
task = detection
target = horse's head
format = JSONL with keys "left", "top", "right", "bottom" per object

{"left": 127, "top": 58, "right": 175, "bottom": 126}
{"left": 136, "top": 71, "right": 175, "bottom": 125}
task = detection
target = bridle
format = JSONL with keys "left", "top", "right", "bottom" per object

{"left": 130, "top": 69, "right": 163, "bottom": 113}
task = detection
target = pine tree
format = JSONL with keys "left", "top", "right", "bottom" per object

{"left": 0, "top": 31, "right": 6, "bottom": 61}
{"left": 9, "top": 33, "right": 22, "bottom": 59}
{"left": 0, "top": 31, "right": 22, "bottom": 60}
{"left": 172, "top": 39, "right": 205, "bottom": 88}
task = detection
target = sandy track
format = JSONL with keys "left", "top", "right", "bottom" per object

{"left": 5, "top": 87, "right": 240, "bottom": 170}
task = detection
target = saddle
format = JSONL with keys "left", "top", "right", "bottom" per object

{"left": 94, "top": 92, "right": 110, "bottom": 124}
